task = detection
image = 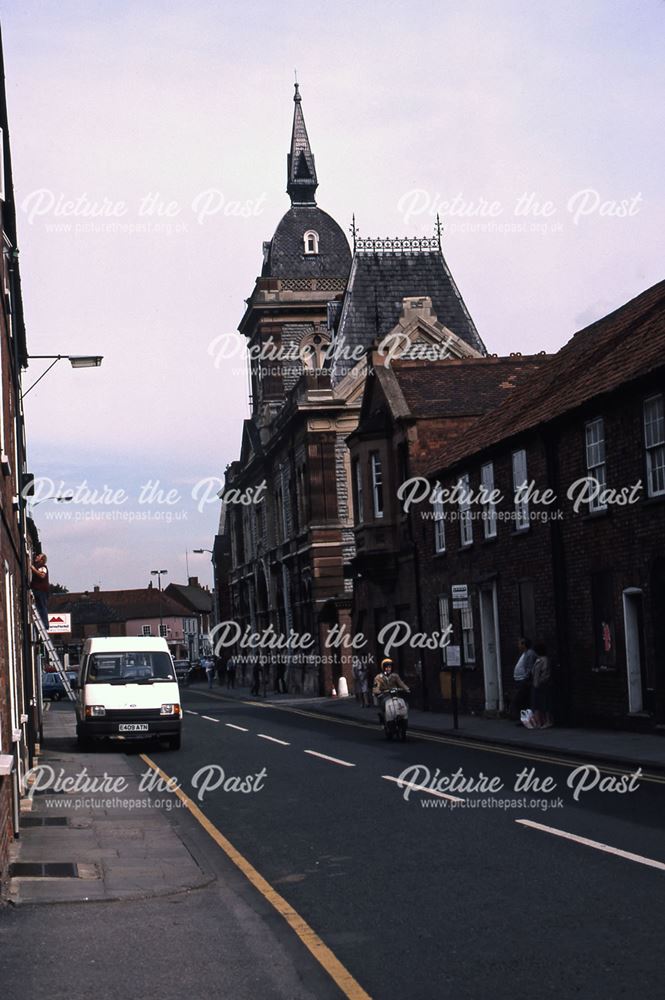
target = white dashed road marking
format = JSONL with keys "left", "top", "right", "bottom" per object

{"left": 304, "top": 750, "right": 356, "bottom": 768}
{"left": 226, "top": 723, "right": 249, "bottom": 732}
{"left": 201, "top": 715, "right": 219, "bottom": 722}
{"left": 258, "top": 734, "right": 290, "bottom": 746}
{"left": 382, "top": 774, "right": 464, "bottom": 803}
{"left": 516, "top": 819, "right": 665, "bottom": 872}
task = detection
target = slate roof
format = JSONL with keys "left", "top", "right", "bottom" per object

{"left": 262, "top": 205, "right": 352, "bottom": 279}
{"left": 50, "top": 589, "right": 191, "bottom": 621}
{"left": 427, "top": 279, "right": 665, "bottom": 476}
{"left": 331, "top": 246, "right": 486, "bottom": 382}
{"left": 391, "top": 356, "right": 551, "bottom": 419}
{"left": 165, "top": 582, "right": 213, "bottom": 615}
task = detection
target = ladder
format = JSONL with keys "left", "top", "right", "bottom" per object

{"left": 31, "top": 598, "right": 76, "bottom": 702}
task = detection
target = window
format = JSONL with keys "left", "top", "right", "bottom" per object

{"left": 352, "top": 457, "right": 364, "bottom": 523}
{"left": 512, "top": 449, "right": 529, "bottom": 530}
{"left": 438, "top": 596, "right": 450, "bottom": 665}
{"left": 159, "top": 624, "right": 168, "bottom": 638}
{"left": 303, "top": 230, "right": 319, "bottom": 255}
{"left": 300, "top": 332, "right": 329, "bottom": 371}
{"left": 142, "top": 625, "right": 152, "bottom": 637}
{"left": 644, "top": 395, "right": 665, "bottom": 497}
{"left": 370, "top": 452, "right": 384, "bottom": 518}
{"left": 459, "top": 473, "right": 473, "bottom": 546}
{"left": 585, "top": 418, "right": 607, "bottom": 511}
{"left": 461, "top": 606, "right": 476, "bottom": 664}
{"left": 433, "top": 497, "right": 446, "bottom": 553}
{"left": 480, "top": 462, "right": 497, "bottom": 538}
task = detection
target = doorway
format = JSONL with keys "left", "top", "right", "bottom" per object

{"left": 479, "top": 583, "right": 503, "bottom": 713}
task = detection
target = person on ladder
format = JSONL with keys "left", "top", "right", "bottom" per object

{"left": 31, "top": 552, "right": 50, "bottom": 626}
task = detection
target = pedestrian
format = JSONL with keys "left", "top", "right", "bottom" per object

{"left": 510, "top": 636, "right": 537, "bottom": 724}
{"left": 215, "top": 654, "right": 227, "bottom": 687}
{"left": 250, "top": 661, "right": 261, "bottom": 696}
{"left": 531, "top": 641, "right": 553, "bottom": 728}
{"left": 226, "top": 656, "right": 237, "bottom": 689}
{"left": 352, "top": 656, "right": 370, "bottom": 707}
{"left": 205, "top": 656, "right": 215, "bottom": 690}
{"left": 276, "top": 661, "right": 287, "bottom": 694}
{"left": 30, "top": 552, "right": 50, "bottom": 626}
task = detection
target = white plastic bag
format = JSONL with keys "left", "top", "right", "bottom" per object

{"left": 520, "top": 708, "right": 537, "bottom": 729}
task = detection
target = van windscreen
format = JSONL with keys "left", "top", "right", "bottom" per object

{"left": 86, "top": 652, "right": 174, "bottom": 684}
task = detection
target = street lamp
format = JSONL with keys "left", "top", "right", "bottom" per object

{"left": 30, "top": 495, "right": 73, "bottom": 508}
{"left": 23, "top": 355, "right": 103, "bottom": 397}
{"left": 150, "top": 569, "right": 168, "bottom": 632}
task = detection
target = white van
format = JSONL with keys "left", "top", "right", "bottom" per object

{"left": 75, "top": 637, "right": 182, "bottom": 750}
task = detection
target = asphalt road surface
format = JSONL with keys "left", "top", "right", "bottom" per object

{"left": 149, "top": 688, "right": 665, "bottom": 999}
{"left": 2, "top": 691, "right": 664, "bottom": 1000}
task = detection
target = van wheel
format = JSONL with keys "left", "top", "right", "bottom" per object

{"left": 77, "top": 731, "right": 92, "bottom": 751}
{"left": 167, "top": 733, "right": 181, "bottom": 751}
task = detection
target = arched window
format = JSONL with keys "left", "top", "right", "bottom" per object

{"left": 299, "top": 332, "right": 330, "bottom": 372}
{"left": 303, "top": 230, "right": 319, "bottom": 255}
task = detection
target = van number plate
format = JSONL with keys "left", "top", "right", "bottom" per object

{"left": 118, "top": 723, "right": 149, "bottom": 732}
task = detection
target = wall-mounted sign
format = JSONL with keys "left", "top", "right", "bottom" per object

{"left": 48, "top": 613, "right": 71, "bottom": 634}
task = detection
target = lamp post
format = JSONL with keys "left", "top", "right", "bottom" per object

{"left": 150, "top": 569, "right": 168, "bottom": 633}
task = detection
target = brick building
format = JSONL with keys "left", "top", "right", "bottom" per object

{"left": 0, "top": 27, "right": 35, "bottom": 881}
{"left": 217, "top": 85, "right": 487, "bottom": 695}
{"left": 348, "top": 352, "right": 550, "bottom": 702}
{"left": 49, "top": 586, "right": 205, "bottom": 662}
{"left": 409, "top": 281, "right": 665, "bottom": 729}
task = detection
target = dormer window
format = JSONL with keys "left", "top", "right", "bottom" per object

{"left": 303, "top": 230, "right": 319, "bottom": 255}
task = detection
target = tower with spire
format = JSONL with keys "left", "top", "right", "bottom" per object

{"left": 238, "top": 83, "right": 352, "bottom": 419}
{"left": 287, "top": 82, "right": 318, "bottom": 205}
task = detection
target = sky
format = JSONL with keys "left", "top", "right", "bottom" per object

{"left": 1, "top": 0, "right": 663, "bottom": 590}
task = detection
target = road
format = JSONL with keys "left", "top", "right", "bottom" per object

{"left": 2, "top": 690, "right": 664, "bottom": 1000}
{"left": 148, "top": 687, "right": 665, "bottom": 999}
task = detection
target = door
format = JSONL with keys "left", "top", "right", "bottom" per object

{"left": 623, "top": 589, "right": 645, "bottom": 713}
{"left": 479, "top": 583, "right": 503, "bottom": 713}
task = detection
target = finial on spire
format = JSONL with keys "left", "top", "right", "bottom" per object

{"left": 435, "top": 213, "right": 444, "bottom": 245}
{"left": 350, "top": 214, "right": 358, "bottom": 251}
{"left": 294, "top": 69, "right": 300, "bottom": 102}
{"left": 287, "top": 79, "right": 318, "bottom": 205}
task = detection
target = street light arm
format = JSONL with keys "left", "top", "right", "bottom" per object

{"left": 22, "top": 357, "right": 64, "bottom": 397}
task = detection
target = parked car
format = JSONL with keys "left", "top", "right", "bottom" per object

{"left": 41, "top": 671, "right": 78, "bottom": 701}
{"left": 174, "top": 660, "right": 192, "bottom": 686}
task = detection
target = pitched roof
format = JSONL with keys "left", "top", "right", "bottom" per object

{"left": 165, "top": 582, "right": 213, "bottom": 614}
{"left": 427, "top": 279, "right": 665, "bottom": 476}
{"left": 50, "top": 588, "right": 191, "bottom": 621}
{"left": 331, "top": 243, "right": 485, "bottom": 382}
{"left": 391, "top": 356, "right": 550, "bottom": 419}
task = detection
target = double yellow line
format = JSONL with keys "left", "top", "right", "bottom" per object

{"left": 141, "top": 753, "right": 372, "bottom": 1000}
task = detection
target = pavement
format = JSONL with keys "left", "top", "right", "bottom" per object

{"left": 4, "top": 703, "right": 211, "bottom": 905}
{"left": 208, "top": 681, "right": 665, "bottom": 771}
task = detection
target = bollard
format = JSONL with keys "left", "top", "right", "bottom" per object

{"left": 337, "top": 676, "right": 349, "bottom": 698}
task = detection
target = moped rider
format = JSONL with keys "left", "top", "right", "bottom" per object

{"left": 373, "top": 658, "right": 409, "bottom": 724}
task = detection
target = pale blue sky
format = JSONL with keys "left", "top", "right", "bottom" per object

{"left": 1, "top": 0, "right": 663, "bottom": 589}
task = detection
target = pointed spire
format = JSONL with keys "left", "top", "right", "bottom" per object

{"left": 287, "top": 81, "right": 318, "bottom": 205}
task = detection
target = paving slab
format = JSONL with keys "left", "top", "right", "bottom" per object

{"left": 7, "top": 705, "right": 210, "bottom": 905}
